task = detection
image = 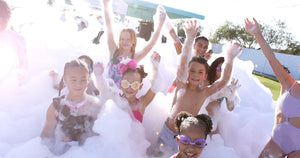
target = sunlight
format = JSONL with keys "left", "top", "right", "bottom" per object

{"left": 0, "top": 45, "right": 17, "bottom": 80}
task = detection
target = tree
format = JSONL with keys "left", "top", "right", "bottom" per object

{"left": 285, "top": 40, "right": 300, "bottom": 55}
{"left": 261, "top": 19, "right": 293, "bottom": 50}
{"left": 209, "top": 21, "right": 256, "bottom": 48}
{"left": 209, "top": 19, "right": 299, "bottom": 55}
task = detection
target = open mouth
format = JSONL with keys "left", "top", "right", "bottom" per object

{"left": 190, "top": 78, "right": 200, "bottom": 82}
{"left": 184, "top": 151, "right": 197, "bottom": 158}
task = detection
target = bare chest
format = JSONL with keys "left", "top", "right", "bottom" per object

{"left": 173, "top": 90, "right": 205, "bottom": 116}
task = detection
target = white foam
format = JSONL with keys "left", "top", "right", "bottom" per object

{"left": 0, "top": 3, "right": 277, "bottom": 158}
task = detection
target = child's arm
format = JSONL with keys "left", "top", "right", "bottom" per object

{"left": 165, "top": 15, "right": 183, "bottom": 55}
{"left": 94, "top": 62, "right": 114, "bottom": 99}
{"left": 102, "top": 0, "right": 118, "bottom": 59}
{"left": 207, "top": 42, "right": 241, "bottom": 96}
{"left": 134, "top": 6, "right": 166, "bottom": 63}
{"left": 207, "top": 78, "right": 241, "bottom": 111}
{"left": 245, "top": 18, "right": 294, "bottom": 93}
{"left": 177, "top": 20, "right": 199, "bottom": 84}
{"left": 41, "top": 104, "right": 57, "bottom": 139}
{"left": 141, "top": 52, "right": 161, "bottom": 108}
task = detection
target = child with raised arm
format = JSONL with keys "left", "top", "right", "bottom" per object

{"left": 41, "top": 59, "right": 103, "bottom": 155}
{"left": 171, "top": 111, "right": 213, "bottom": 158}
{"left": 164, "top": 15, "right": 209, "bottom": 57}
{"left": 245, "top": 18, "right": 300, "bottom": 158}
{"left": 94, "top": 52, "right": 162, "bottom": 123}
{"left": 101, "top": 0, "right": 166, "bottom": 87}
{"left": 158, "top": 20, "right": 241, "bottom": 153}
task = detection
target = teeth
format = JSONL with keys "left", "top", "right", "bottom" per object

{"left": 186, "top": 152, "right": 195, "bottom": 157}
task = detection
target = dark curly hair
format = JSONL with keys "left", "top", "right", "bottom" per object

{"left": 175, "top": 111, "right": 213, "bottom": 140}
{"left": 122, "top": 65, "right": 148, "bottom": 82}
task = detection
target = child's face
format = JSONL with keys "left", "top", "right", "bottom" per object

{"left": 188, "top": 62, "right": 207, "bottom": 86}
{"left": 193, "top": 39, "right": 208, "bottom": 57}
{"left": 121, "top": 72, "right": 142, "bottom": 98}
{"left": 177, "top": 127, "right": 206, "bottom": 158}
{"left": 64, "top": 67, "right": 89, "bottom": 97}
{"left": 120, "top": 31, "right": 135, "bottom": 51}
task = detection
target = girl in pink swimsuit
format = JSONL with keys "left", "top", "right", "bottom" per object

{"left": 101, "top": 0, "right": 166, "bottom": 88}
{"left": 94, "top": 52, "right": 162, "bottom": 123}
{"left": 245, "top": 18, "right": 300, "bottom": 158}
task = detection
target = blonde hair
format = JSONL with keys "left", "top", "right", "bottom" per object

{"left": 115, "top": 29, "right": 137, "bottom": 58}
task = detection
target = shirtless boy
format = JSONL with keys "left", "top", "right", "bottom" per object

{"left": 158, "top": 20, "right": 241, "bottom": 153}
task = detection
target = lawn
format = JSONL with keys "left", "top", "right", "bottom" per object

{"left": 253, "top": 74, "right": 281, "bottom": 100}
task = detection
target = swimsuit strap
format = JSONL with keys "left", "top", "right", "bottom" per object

{"left": 65, "top": 98, "right": 87, "bottom": 111}
{"left": 287, "top": 81, "right": 297, "bottom": 92}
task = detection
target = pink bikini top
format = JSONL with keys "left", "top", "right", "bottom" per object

{"left": 120, "top": 93, "right": 143, "bottom": 123}
{"left": 278, "top": 81, "right": 300, "bottom": 118}
{"left": 132, "top": 98, "right": 143, "bottom": 123}
{"left": 132, "top": 107, "right": 143, "bottom": 123}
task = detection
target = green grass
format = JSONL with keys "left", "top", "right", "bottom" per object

{"left": 253, "top": 74, "right": 281, "bottom": 100}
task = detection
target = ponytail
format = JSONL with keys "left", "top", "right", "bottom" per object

{"left": 58, "top": 78, "right": 64, "bottom": 96}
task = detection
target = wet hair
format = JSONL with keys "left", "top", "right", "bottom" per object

{"left": 122, "top": 65, "right": 148, "bottom": 82}
{"left": 58, "top": 59, "right": 89, "bottom": 96}
{"left": 207, "top": 57, "right": 224, "bottom": 85}
{"left": 0, "top": 0, "right": 11, "bottom": 31}
{"left": 188, "top": 56, "right": 209, "bottom": 74}
{"left": 78, "top": 55, "right": 94, "bottom": 73}
{"left": 175, "top": 111, "right": 213, "bottom": 140}
{"left": 112, "top": 28, "right": 137, "bottom": 64}
{"left": 194, "top": 36, "right": 209, "bottom": 44}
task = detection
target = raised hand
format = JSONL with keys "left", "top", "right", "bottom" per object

{"left": 224, "top": 41, "right": 242, "bottom": 62}
{"left": 226, "top": 78, "right": 241, "bottom": 111}
{"left": 230, "top": 78, "right": 241, "bottom": 91}
{"left": 184, "top": 20, "right": 199, "bottom": 40}
{"left": 244, "top": 18, "right": 261, "bottom": 35}
{"left": 93, "top": 62, "right": 104, "bottom": 78}
{"left": 151, "top": 51, "right": 161, "bottom": 63}
{"left": 154, "top": 5, "right": 166, "bottom": 26}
